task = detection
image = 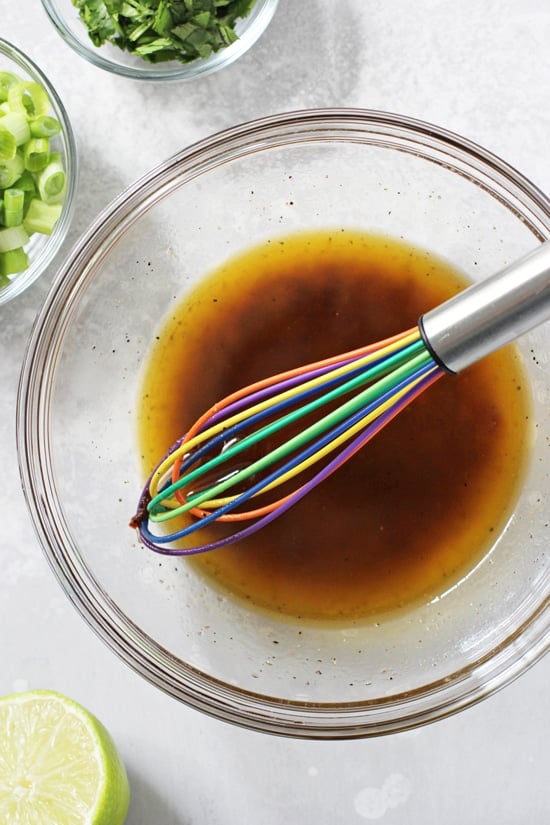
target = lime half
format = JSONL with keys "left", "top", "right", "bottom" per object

{"left": 0, "top": 689, "right": 130, "bottom": 824}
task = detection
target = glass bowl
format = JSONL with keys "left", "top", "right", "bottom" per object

{"left": 17, "top": 109, "right": 549, "bottom": 738}
{"left": 0, "top": 38, "right": 77, "bottom": 305}
{"left": 41, "top": 0, "right": 279, "bottom": 82}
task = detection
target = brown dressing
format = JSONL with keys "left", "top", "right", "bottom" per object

{"left": 138, "top": 231, "right": 531, "bottom": 621}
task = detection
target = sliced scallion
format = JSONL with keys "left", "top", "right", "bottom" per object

{"left": 37, "top": 153, "right": 66, "bottom": 203}
{"left": 0, "top": 126, "right": 15, "bottom": 161}
{"left": 8, "top": 81, "right": 50, "bottom": 119}
{"left": 13, "top": 169, "right": 37, "bottom": 215}
{"left": 3, "top": 188, "right": 24, "bottom": 227}
{"left": 13, "top": 169, "right": 36, "bottom": 192}
{"left": 0, "top": 111, "right": 32, "bottom": 144}
{"left": 0, "top": 246, "right": 29, "bottom": 278}
{"left": 0, "top": 153, "right": 25, "bottom": 189}
{"left": 23, "top": 198, "right": 62, "bottom": 235}
{"left": 29, "top": 115, "right": 61, "bottom": 138}
{"left": 0, "top": 72, "right": 18, "bottom": 103}
{"left": 23, "top": 137, "right": 50, "bottom": 172}
{"left": 0, "top": 223, "right": 29, "bottom": 252}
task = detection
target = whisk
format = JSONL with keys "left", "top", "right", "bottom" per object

{"left": 131, "top": 241, "right": 550, "bottom": 556}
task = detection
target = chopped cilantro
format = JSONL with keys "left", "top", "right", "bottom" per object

{"left": 72, "top": 0, "right": 258, "bottom": 64}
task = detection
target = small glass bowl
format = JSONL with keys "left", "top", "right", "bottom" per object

{"left": 18, "top": 110, "right": 550, "bottom": 738}
{"left": 41, "top": 0, "right": 279, "bottom": 82}
{"left": 0, "top": 39, "right": 77, "bottom": 305}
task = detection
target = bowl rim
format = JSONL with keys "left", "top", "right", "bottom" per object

{"left": 40, "top": 0, "right": 280, "bottom": 81}
{"left": 17, "top": 108, "right": 550, "bottom": 738}
{"left": 0, "top": 37, "right": 78, "bottom": 305}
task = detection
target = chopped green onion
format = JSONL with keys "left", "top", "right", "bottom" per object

{"left": 13, "top": 169, "right": 36, "bottom": 193}
{"left": 0, "top": 125, "right": 16, "bottom": 161}
{"left": 0, "top": 223, "right": 29, "bottom": 252}
{"left": 0, "top": 246, "right": 30, "bottom": 278}
{"left": 0, "top": 153, "right": 25, "bottom": 188}
{"left": 13, "top": 170, "right": 37, "bottom": 215}
{"left": 23, "top": 198, "right": 62, "bottom": 235}
{"left": 23, "top": 137, "right": 50, "bottom": 172}
{"left": 0, "top": 111, "right": 31, "bottom": 155}
{"left": 3, "top": 188, "right": 24, "bottom": 227}
{"left": 8, "top": 81, "right": 50, "bottom": 119}
{"left": 0, "top": 72, "right": 19, "bottom": 103}
{"left": 37, "top": 153, "right": 66, "bottom": 203}
{"left": 1, "top": 112, "right": 31, "bottom": 145}
{"left": 29, "top": 115, "right": 61, "bottom": 138}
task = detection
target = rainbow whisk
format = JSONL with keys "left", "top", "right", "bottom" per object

{"left": 131, "top": 242, "right": 550, "bottom": 556}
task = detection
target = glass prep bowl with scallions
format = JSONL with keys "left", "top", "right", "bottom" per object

{"left": 0, "top": 38, "right": 76, "bottom": 305}
{"left": 41, "top": 0, "right": 279, "bottom": 82}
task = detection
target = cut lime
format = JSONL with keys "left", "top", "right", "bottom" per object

{"left": 0, "top": 689, "right": 130, "bottom": 824}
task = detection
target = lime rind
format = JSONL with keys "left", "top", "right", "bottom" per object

{"left": 0, "top": 689, "right": 130, "bottom": 824}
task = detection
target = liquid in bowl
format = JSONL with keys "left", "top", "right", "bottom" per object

{"left": 137, "top": 229, "right": 532, "bottom": 622}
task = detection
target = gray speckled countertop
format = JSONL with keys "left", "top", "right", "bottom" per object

{"left": 1, "top": 1, "right": 549, "bottom": 821}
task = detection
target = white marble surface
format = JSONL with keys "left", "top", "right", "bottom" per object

{"left": 1, "top": 0, "right": 549, "bottom": 821}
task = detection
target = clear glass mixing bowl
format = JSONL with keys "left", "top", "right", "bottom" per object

{"left": 17, "top": 109, "right": 549, "bottom": 738}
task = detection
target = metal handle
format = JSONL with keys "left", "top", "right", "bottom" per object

{"left": 419, "top": 240, "right": 550, "bottom": 374}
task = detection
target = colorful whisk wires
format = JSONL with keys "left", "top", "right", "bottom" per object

{"left": 132, "top": 327, "right": 443, "bottom": 555}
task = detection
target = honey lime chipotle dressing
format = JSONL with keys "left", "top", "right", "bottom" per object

{"left": 137, "top": 231, "right": 531, "bottom": 621}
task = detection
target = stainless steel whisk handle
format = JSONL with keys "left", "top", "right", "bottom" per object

{"left": 419, "top": 240, "right": 550, "bottom": 374}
